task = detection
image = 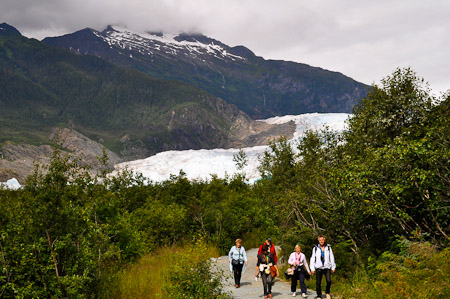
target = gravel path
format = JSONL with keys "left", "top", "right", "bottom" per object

{"left": 216, "top": 247, "right": 318, "bottom": 298}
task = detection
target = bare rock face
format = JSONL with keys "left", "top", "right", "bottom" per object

{"left": 0, "top": 128, "right": 123, "bottom": 183}
{"left": 0, "top": 118, "right": 294, "bottom": 183}
{"left": 0, "top": 143, "right": 52, "bottom": 182}
{"left": 49, "top": 128, "right": 122, "bottom": 166}
{"left": 203, "top": 97, "right": 296, "bottom": 147}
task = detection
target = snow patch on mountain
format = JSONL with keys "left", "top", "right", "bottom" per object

{"left": 95, "top": 26, "right": 244, "bottom": 62}
{"left": 114, "top": 113, "right": 350, "bottom": 183}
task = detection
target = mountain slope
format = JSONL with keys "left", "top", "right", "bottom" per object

{"left": 43, "top": 26, "right": 369, "bottom": 118}
{"left": 0, "top": 24, "right": 294, "bottom": 162}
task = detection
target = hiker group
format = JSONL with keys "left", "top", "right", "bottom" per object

{"left": 228, "top": 235, "right": 336, "bottom": 299}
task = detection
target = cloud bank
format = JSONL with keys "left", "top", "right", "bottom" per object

{"left": 2, "top": 0, "right": 449, "bottom": 93}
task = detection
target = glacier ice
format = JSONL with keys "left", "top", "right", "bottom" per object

{"left": 114, "top": 113, "right": 350, "bottom": 183}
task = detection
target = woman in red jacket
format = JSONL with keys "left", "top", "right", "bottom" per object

{"left": 257, "top": 237, "right": 278, "bottom": 263}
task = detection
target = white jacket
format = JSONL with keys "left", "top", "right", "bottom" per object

{"left": 310, "top": 244, "right": 336, "bottom": 271}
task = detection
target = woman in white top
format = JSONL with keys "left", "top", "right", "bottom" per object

{"left": 228, "top": 238, "right": 248, "bottom": 288}
{"left": 288, "top": 244, "right": 311, "bottom": 297}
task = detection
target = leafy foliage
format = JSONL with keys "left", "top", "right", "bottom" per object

{"left": 256, "top": 68, "right": 449, "bottom": 284}
{"left": 0, "top": 67, "right": 448, "bottom": 297}
{"left": 162, "top": 240, "right": 230, "bottom": 299}
{"left": 0, "top": 143, "right": 270, "bottom": 297}
{"left": 336, "top": 239, "right": 450, "bottom": 298}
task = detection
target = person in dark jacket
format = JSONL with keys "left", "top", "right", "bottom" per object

{"left": 255, "top": 244, "right": 279, "bottom": 299}
{"left": 257, "top": 237, "right": 278, "bottom": 263}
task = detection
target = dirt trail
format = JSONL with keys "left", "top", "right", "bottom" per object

{"left": 216, "top": 247, "right": 318, "bottom": 298}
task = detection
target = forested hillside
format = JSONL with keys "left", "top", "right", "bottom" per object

{"left": 43, "top": 26, "right": 369, "bottom": 118}
{"left": 0, "top": 25, "right": 288, "bottom": 162}
{"left": 0, "top": 68, "right": 448, "bottom": 298}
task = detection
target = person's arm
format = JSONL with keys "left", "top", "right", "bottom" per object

{"left": 228, "top": 246, "right": 234, "bottom": 262}
{"left": 310, "top": 247, "right": 316, "bottom": 274}
{"left": 242, "top": 247, "right": 248, "bottom": 265}
{"left": 329, "top": 246, "right": 336, "bottom": 272}
{"left": 271, "top": 246, "right": 278, "bottom": 263}
{"left": 271, "top": 254, "right": 280, "bottom": 276}
{"left": 255, "top": 255, "right": 260, "bottom": 276}
{"left": 302, "top": 253, "right": 311, "bottom": 274}
{"left": 274, "top": 264, "right": 279, "bottom": 277}
{"left": 288, "top": 252, "right": 295, "bottom": 266}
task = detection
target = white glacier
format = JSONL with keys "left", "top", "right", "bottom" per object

{"left": 113, "top": 113, "right": 350, "bottom": 183}
{"left": 0, "top": 113, "right": 350, "bottom": 188}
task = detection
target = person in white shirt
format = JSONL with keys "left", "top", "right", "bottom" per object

{"left": 288, "top": 244, "right": 311, "bottom": 297}
{"left": 310, "top": 235, "right": 336, "bottom": 299}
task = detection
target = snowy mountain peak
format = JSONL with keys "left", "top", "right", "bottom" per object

{"left": 91, "top": 25, "right": 245, "bottom": 62}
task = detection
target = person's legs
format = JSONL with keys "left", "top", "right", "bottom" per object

{"left": 233, "top": 263, "right": 243, "bottom": 285}
{"left": 299, "top": 271, "right": 307, "bottom": 294}
{"left": 267, "top": 273, "right": 273, "bottom": 294}
{"left": 261, "top": 272, "right": 269, "bottom": 296}
{"left": 316, "top": 269, "right": 323, "bottom": 298}
{"left": 324, "top": 269, "right": 332, "bottom": 295}
{"left": 291, "top": 269, "right": 299, "bottom": 292}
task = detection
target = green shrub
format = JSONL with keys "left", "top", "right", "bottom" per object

{"left": 162, "top": 240, "right": 230, "bottom": 299}
{"left": 337, "top": 240, "right": 450, "bottom": 299}
{"left": 103, "top": 241, "right": 229, "bottom": 299}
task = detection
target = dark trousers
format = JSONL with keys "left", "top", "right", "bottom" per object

{"left": 261, "top": 271, "right": 273, "bottom": 296}
{"left": 232, "top": 263, "right": 244, "bottom": 285}
{"left": 291, "top": 269, "right": 307, "bottom": 294}
{"left": 316, "top": 268, "right": 332, "bottom": 297}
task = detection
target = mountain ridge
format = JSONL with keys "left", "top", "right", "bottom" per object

{"left": 0, "top": 23, "right": 22, "bottom": 37}
{"left": 0, "top": 24, "right": 295, "bottom": 177}
{"left": 43, "top": 25, "right": 369, "bottom": 118}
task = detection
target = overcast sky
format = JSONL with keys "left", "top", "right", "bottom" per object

{"left": 2, "top": 0, "right": 449, "bottom": 94}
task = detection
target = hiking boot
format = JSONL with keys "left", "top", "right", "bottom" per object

{"left": 292, "top": 292, "right": 296, "bottom": 297}
{"left": 268, "top": 295, "right": 273, "bottom": 298}
{"left": 302, "top": 293, "right": 307, "bottom": 298}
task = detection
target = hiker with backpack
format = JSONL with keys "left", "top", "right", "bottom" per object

{"left": 228, "top": 238, "right": 248, "bottom": 288}
{"left": 310, "top": 235, "right": 336, "bottom": 299}
{"left": 255, "top": 243, "right": 279, "bottom": 299}
{"left": 288, "top": 244, "right": 311, "bottom": 297}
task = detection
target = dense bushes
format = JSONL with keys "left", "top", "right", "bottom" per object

{"left": 1, "top": 68, "right": 448, "bottom": 297}
{"left": 335, "top": 239, "right": 450, "bottom": 298}
{"left": 256, "top": 68, "right": 449, "bottom": 296}
{"left": 0, "top": 148, "right": 270, "bottom": 297}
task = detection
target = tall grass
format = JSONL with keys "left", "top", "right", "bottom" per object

{"left": 101, "top": 242, "right": 223, "bottom": 298}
